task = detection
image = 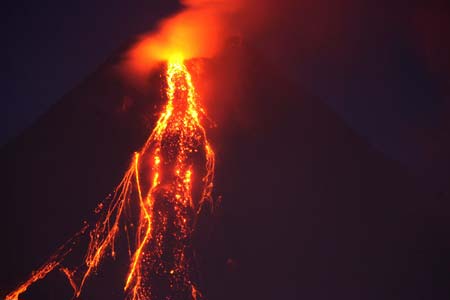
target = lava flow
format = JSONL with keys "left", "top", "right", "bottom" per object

{"left": 6, "top": 57, "right": 215, "bottom": 300}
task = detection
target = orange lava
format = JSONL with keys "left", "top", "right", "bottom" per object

{"left": 5, "top": 225, "right": 88, "bottom": 300}
{"left": 6, "top": 58, "right": 215, "bottom": 300}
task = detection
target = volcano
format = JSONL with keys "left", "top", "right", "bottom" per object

{"left": 2, "top": 42, "right": 450, "bottom": 300}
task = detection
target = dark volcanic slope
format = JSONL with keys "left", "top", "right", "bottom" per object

{"left": 0, "top": 54, "right": 164, "bottom": 296}
{"left": 2, "top": 45, "right": 450, "bottom": 300}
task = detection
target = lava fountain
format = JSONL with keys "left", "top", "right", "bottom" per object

{"left": 6, "top": 57, "right": 215, "bottom": 300}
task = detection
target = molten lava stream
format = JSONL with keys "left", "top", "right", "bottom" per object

{"left": 6, "top": 58, "right": 215, "bottom": 300}
{"left": 125, "top": 58, "right": 215, "bottom": 300}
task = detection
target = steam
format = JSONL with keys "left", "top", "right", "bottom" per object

{"left": 123, "top": 0, "right": 248, "bottom": 80}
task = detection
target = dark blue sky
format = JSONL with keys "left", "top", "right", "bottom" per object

{"left": 1, "top": 0, "right": 449, "bottom": 186}
{"left": 244, "top": 0, "right": 450, "bottom": 188}
{"left": 1, "top": 0, "right": 179, "bottom": 144}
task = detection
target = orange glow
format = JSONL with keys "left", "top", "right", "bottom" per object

{"left": 5, "top": 225, "right": 88, "bottom": 300}
{"left": 6, "top": 58, "right": 215, "bottom": 300}
{"left": 5, "top": 262, "right": 59, "bottom": 300}
{"left": 59, "top": 267, "right": 78, "bottom": 293}
{"left": 123, "top": 0, "right": 244, "bottom": 81}
{"left": 124, "top": 58, "right": 215, "bottom": 299}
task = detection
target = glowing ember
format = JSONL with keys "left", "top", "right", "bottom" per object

{"left": 6, "top": 58, "right": 215, "bottom": 300}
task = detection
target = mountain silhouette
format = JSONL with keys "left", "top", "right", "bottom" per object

{"left": 2, "top": 42, "right": 450, "bottom": 300}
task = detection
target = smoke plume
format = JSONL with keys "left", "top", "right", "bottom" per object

{"left": 123, "top": 0, "right": 252, "bottom": 79}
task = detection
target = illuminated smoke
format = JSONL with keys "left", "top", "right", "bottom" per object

{"left": 122, "top": 0, "right": 258, "bottom": 83}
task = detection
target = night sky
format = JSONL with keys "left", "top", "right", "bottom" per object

{"left": 2, "top": 0, "right": 450, "bottom": 299}
{"left": 1, "top": 0, "right": 180, "bottom": 145}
